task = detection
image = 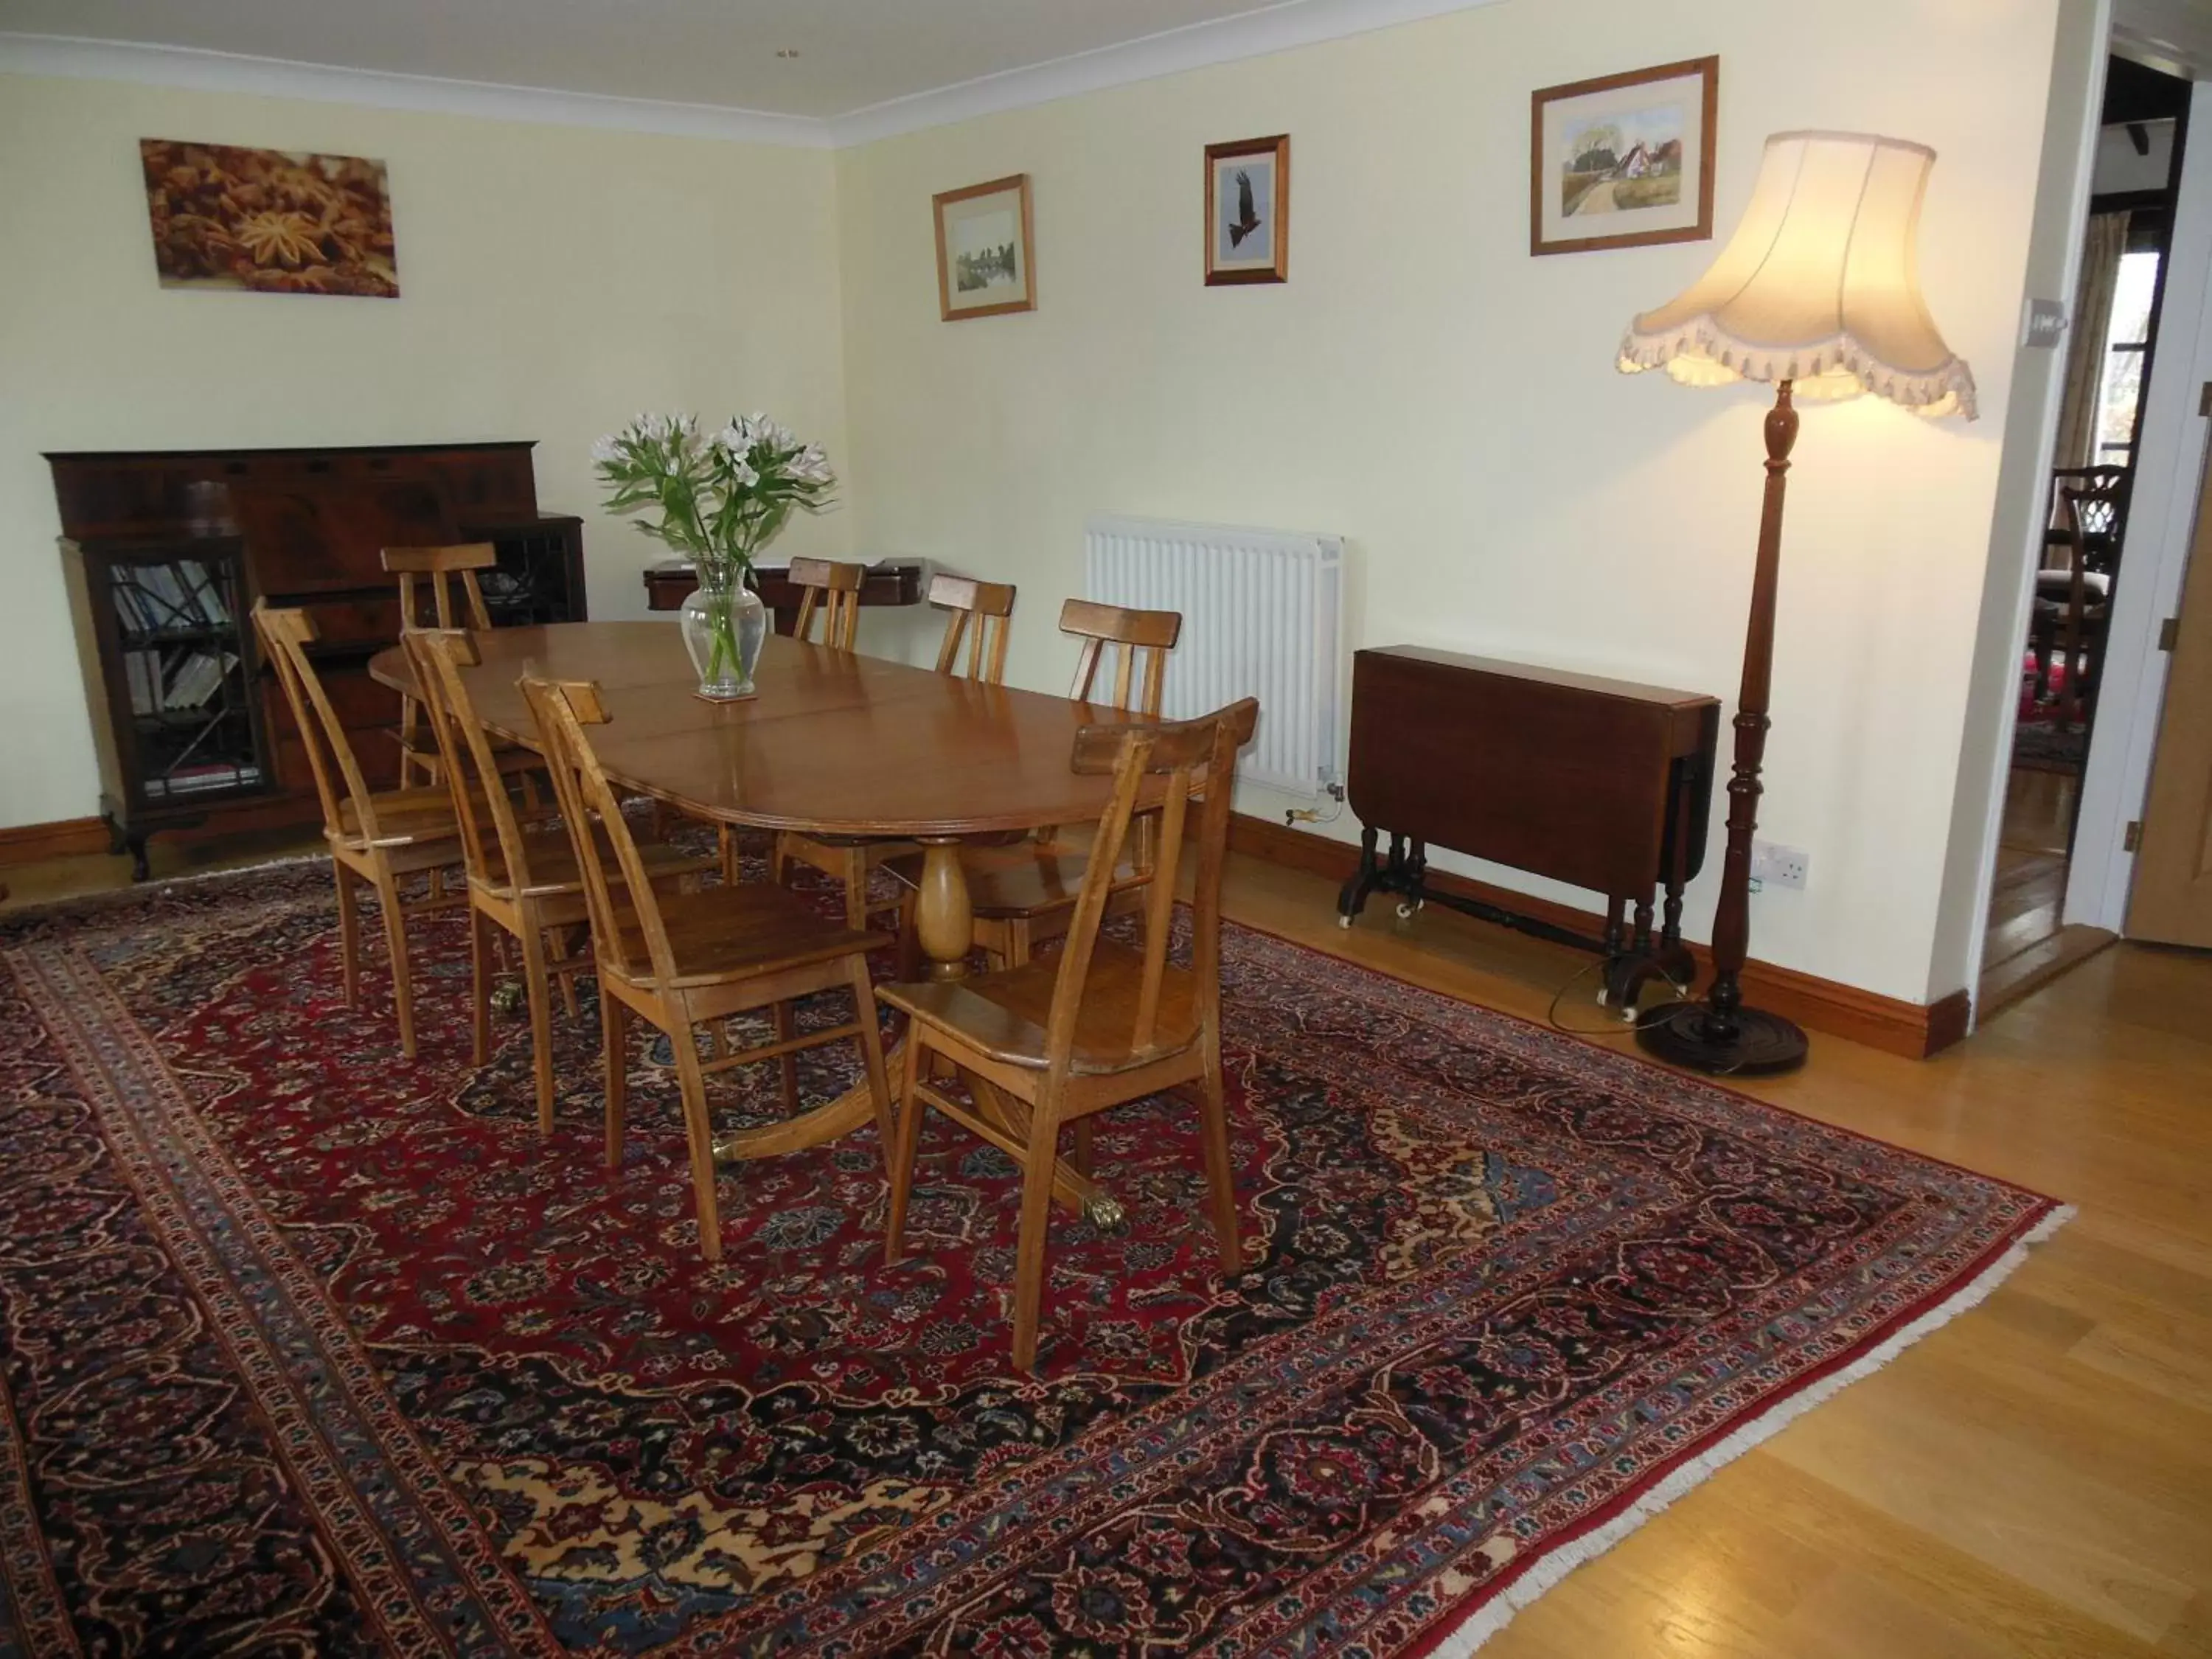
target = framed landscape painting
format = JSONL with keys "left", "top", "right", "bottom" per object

{"left": 933, "top": 174, "right": 1035, "bottom": 321}
{"left": 1205, "top": 134, "right": 1290, "bottom": 285}
{"left": 1530, "top": 57, "right": 1717, "bottom": 257}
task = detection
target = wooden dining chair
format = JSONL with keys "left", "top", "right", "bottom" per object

{"left": 877, "top": 697, "right": 1259, "bottom": 1372}
{"left": 775, "top": 573, "right": 1020, "bottom": 931}
{"left": 254, "top": 600, "right": 467, "bottom": 1060}
{"left": 407, "top": 629, "right": 710, "bottom": 1130}
{"left": 787, "top": 557, "right": 866, "bottom": 650}
{"left": 382, "top": 544, "right": 493, "bottom": 785}
{"left": 520, "top": 672, "right": 894, "bottom": 1263}
{"left": 889, "top": 599, "right": 1184, "bottom": 972}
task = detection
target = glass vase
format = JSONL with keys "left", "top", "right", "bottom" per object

{"left": 681, "top": 563, "right": 767, "bottom": 700}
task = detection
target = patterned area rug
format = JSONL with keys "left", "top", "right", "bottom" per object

{"left": 0, "top": 859, "right": 2063, "bottom": 1656}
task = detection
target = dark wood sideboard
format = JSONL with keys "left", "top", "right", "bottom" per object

{"left": 1338, "top": 646, "right": 1720, "bottom": 1005}
{"left": 641, "top": 559, "right": 927, "bottom": 633}
{"left": 49, "top": 441, "right": 585, "bottom": 877}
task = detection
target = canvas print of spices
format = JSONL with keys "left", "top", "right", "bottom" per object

{"left": 141, "top": 139, "right": 400, "bottom": 297}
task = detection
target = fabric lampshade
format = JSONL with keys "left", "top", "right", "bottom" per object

{"left": 1618, "top": 130, "right": 1977, "bottom": 420}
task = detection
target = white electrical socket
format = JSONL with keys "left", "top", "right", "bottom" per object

{"left": 1751, "top": 839, "right": 1810, "bottom": 891}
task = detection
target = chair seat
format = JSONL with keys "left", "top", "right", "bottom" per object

{"left": 476, "top": 825, "right": 710, "bottom": 900}
{"left": 335, "top": 787, "right": 465, "bottom": 850}
{"left": 883, "top": 845, "right": 1147, "bottom": 919}
{"left": 2034, "top": 569, "right": 2111, "bottom": 599}
{"left": 603, "top": 880, "right": 889, "bottom": 990}
{"left": 878, "top": 939, "right": 1198, "bottom": 1075}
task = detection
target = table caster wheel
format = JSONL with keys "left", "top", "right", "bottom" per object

{"left": 1397, "top": 899, "right": 1423, "bottom": 919}
{"left": 1338, "top": 914, "right": 1353, "bottom": 929}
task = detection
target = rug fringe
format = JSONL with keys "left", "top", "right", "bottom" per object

{"left": 1427, "top": 1202, "right": 2076, "bottom": 1658}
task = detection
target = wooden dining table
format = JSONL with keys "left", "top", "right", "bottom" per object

{"left": 368, "top": 620, "right": 1160, "bottom": 1221}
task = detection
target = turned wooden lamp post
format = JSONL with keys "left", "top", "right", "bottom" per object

{"left": 1619, "top": 131, "right": 1977, "bottom": 1074}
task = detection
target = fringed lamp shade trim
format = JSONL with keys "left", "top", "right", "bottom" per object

{"left": 1617, "top": 322, "right": 1979, "bottom": 418}
{"left": 1618, "top": 130, "right": 1978, "bottom": 421}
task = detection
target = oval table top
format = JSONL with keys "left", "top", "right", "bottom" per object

{"left": 368, "top": 622, "right": 1158, "bottom": 839}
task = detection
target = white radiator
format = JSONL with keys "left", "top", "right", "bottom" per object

{"left": 1083, "top": 513, "right": 1343, "bottom": 796}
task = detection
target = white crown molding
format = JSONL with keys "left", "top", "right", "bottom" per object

{"left": 0, "top": 0, "right": 1507, "bottom": 151}
{"left": 0, "top": 32, "right": 834, "bottom": 147}
{"left": 824, "top": 0, "right": 1506, "bottom": 147}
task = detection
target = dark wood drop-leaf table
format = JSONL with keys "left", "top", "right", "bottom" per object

{"left": 369, "top": 622, "right": 1161, "bottom": 1222}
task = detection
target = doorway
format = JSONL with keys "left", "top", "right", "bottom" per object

{"left": 1980, "top": 53, "right": 2194, "bottom": 1015}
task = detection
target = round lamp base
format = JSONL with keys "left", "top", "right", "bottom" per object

{"left": 1637, "top": 1004, "right": 1809, "bottom": 1077}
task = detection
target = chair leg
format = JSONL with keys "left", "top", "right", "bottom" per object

{"left": 519, "top": 920, "right": 556, "bottom": 1135}
{"left": 467, "top": 905, "right": 492, "bottom": 1067}
{"left": 554, "top": 927, "right": 583, "bottom": 1020}
{"left": 844, "top": 849, "right": 870, "bottom": 933}
{"left": 894, "top": 891, "right": 923, "bottom": 984}
{"left": 1010, "top": 1090, "right": 1064, "bottom": 1374}
{"left": 884, "top": 1032, "right": 925, "bottom": 1265}
{"left": 371, "top": 866, "right": 417, "bottom": 1060}
{"left": 1071, "top": 1117, "right": 1095, "bottom": 1179}
{"left": 848, "top": 960, "right": 894, "bottom": 1148}
{"left": 1194, "top": 1041, "right": 1241, "bottom": 1276}
{"left": 334, "top": 863, "right": 361, "bottom": 1009}
{"left": 720, "top": 824, "right": 738, "bottom": 886}
{"left": 772, "top": 1000, "right": 801, "bottom": 1116}
{"left": 669, "top": 1023, "right": 723, "bottom": 1262}
{"left": 601, "top": 990, "right": 627, "bottom": 1171}
{"left": 769, "top": 831, "right": 791, "bottom": 888}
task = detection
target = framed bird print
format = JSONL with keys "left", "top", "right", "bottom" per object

{"left": 933, "top": 173, "right": 1036, "bottom": 321}
{"left": 1530, "top": 57, "right": 1717, "bottom": 256}
{"left": 1205, "top": 135, "right": 1290, "bottom": 285}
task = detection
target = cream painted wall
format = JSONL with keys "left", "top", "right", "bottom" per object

{"left": 835, "top": 0, "right": 2065, "bottom": 1004}
{"left": 0, "top": 74, "right": 849, "bottom": 830}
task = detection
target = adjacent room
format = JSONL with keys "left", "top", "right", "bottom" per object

{"left": 1, "top": 1, "right": 2208, "bottom": 1654}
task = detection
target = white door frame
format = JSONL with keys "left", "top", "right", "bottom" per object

{"left": 2069, "top": 74, "right": 2212, "bottom": 931}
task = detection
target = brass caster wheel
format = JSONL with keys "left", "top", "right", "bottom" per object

{"left": 1082, "top": 1191, "right": 1130, "bottom": 1234}
{"left": 489, "top": 978, "right": 526, "bottom": 1015}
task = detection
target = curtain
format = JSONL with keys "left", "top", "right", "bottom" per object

{"left": 2051, "top": 210, "right": 2133, "bottom": 482}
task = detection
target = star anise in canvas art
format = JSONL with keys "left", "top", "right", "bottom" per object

{"left": 234, "top": 212, "right": 325, "bottom": 269}
{"left": 140, "top": 138, "right": 400, "bottom": 296}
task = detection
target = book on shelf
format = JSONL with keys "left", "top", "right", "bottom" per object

{"left": 159, "top": 650, "right": 237, "bottom": 712}
{"left": 147, "top": 760, "right": 262, "bottom": 799}
{"left": 180, "top": 560, "right": 230, "bottom": 625}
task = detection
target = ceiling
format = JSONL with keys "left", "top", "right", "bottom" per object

{"left": 0, "top": 0, "right": 1329, "bottom": 120}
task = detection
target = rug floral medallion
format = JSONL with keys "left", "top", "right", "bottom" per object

{"left": 0, "top": 860, "right": 2059, "bottom": 1656}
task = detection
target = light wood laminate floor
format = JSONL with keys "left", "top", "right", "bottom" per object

{"left": 5, "top": 840, "right": 2210, "bottom": 1655}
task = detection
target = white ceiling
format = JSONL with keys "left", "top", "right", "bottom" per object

{"left": 0, "top": 0, "right": 1380, "bottom": 121}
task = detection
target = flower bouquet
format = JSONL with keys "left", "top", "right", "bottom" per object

{"left": 592, "top": 412, "right": 838, "bottom": 699}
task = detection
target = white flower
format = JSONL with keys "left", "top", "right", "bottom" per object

{"left": 712, "top": 420, "right": 749, "bottom": 456}
{"left": 725, "top": 456, "right": 759, "bottom": 489}
{"left": 590, "top": 434, "right": 622, "bottom": 465}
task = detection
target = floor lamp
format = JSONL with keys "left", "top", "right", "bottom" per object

{"left": 1618, "top": 131, "right": 1978, "bottom": 1075}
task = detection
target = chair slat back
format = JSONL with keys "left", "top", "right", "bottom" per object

{"left": 519, "top": 675, "right": 670, "bottom": 987}
{"left": 383, "top": 543, "right": 495, "bottom": 632}
{"left": 2059, "top": 470, "right": 2131, "bottom": 574}
{"left": 252, "top": 600, "right": 381, "bottom": 843}
{"left": 1060, "top": 599, "right": 1180, "bottom": 717}
{"left": 788, "top": 557, "right": 865, "bottom": 650}
{"left": 406, "top": 628, "right": 535, "bottom": 892}
{"left": 1040, "top": 698, "right": 1257, "bottom": 1076}
{"left": 929, "top": 573, "right": 1018, "bottom": 684}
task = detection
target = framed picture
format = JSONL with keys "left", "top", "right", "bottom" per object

{"left": 933, "top": 173, "right": 1035, "bottom": 321}
{"left": 140, "top": 138, "right": 400, "bottom": 296}
{"left": 1529, "top": 57, "right": 1717, "bottom": 257}
{"left": 1205, "top": 134, "right": 1290, "bottom": 285}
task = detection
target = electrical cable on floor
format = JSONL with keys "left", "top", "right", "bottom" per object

{"left": 1545, "top": 953, "right": 1698, "bottom": 1042}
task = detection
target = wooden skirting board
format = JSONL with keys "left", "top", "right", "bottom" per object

{"left": 1231, "top": 813, "right": 1972, "bottom": 1060}
{"left": 0, "top": 816, "right": 111, "bottom": 866}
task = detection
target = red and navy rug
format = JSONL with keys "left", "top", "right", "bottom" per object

{"left": 0, "top": 860, "right": 2060, "bottom": 1655}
